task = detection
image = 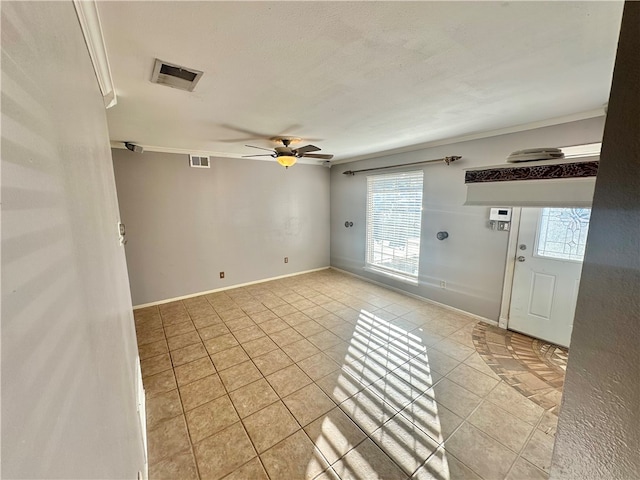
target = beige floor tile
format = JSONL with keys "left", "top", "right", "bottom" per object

{"left": 225, "top": 316, "right": 255, "bottom": 332}
{"left": 266, "top": 364, "right": 313, "bottom": 397}
{"left": 302, "top": 305, "right": 331, "bottom": 320}
{"left": 271, "top": 303, "right": 298, "bottom": 317}
{"left": 174, "top": 356, "right": 216, "bottom": 387}
{"left": 141, "top": 352, "right": 172, "bottom": 378}
{"left": 232, "top": 325, "right": 266, "bottom": 343}
{"left": 220, "top": 309, "right": 249, "bottom": 323}
{"left": 185, "top": 395, "right": 239, "bottom": 443}
{"left": 369, "top": 373, "right": 424, "bottom": 412}
{"left": 243, "top": 401, "right": 301, "bottom": 453}
{"left": 164, "top": 320, "right": 196, "bottom": 338}
{"left": 204, "top": 334, "right": 239, "bottom": 355}
{"left": 323, "top": 341, "right": 356, "bottom": 366}
{"left": 170, "top": 342, "right": 208, "bottom": 367}
{"left": 211, "top": 345, "right": 250, "bottom": 371}
{"left": 222, "top": 457, "right": 269, "bottom": 480}
{"left": 485, "top": 382, "right": 545, "bottom": 425}
{"left": 136, "top": 326, "right": 165, "bottom": 346}
{"left": 521, "top": 429, "right": 555, "bottom": 473}
{"left": 283, "top": 383, "right": 336, "bottom": 426}
{"left": 468, "top": 401, "right": 535, "bottom": 452}
{"left": 249, "top": 310, "right": 279, "bottom": 324}
{"left": 391, "top": 359, "right": 442, "bottom": 393}
{"left": 308, "top": 330, "right": 343, "bottom": 350}
{"left": 193, "top": 314, "right": 223, "bottom": 329}
{"left": 259, "top": 318, "right": 289, "bottom": 334}
{"left": 282, "top": 339, "right": 321, "bottom": 362}
{"left": 167, "top": 331, "right": 202, "bottom": 351}
{"left": 139, "top": 339, "right": 169, "bottom": 360}
{"left": 412, "top": 447, "right": 481, "bottom": 480}
{"left": 194, "top": 422, "right": 257, "bottom": 480}
{"left": 149, "top": 448, "right": 199, "bottom": 480}
{"left": 297, "top": 353, "right": 341, "bottom": 381}
{"left": 445, "top": 422, "right": 517, "bottom": 479}
{"left": 371, "top": 413, "right": 439, "bottom": 476}
{"left": 294, "top": 320, "right": 326, "bottom": 337}
{"left": 230, "top": 378, "right": 279, "bottom": 418}
{"left": 145, "top": 369, "right": 177, "bottom": 398}
{"left": 316, "top": 313, "right": 345, "bottom": 330}
{"left": 148, "top": 415, "right": 191, "bottom": 466}
{"left": 146, "top": 389, "right": 183, "bottom": 430}
{"left": 398, "top": 393, "right": 463, "bottom": 443}
{"left": 316, "top": 369, "right": 365, "bottom": 404}
{"left": 446, "top": 363, "right": 500, "bottom": 397}
{"left": 218, "top": 360, "right": 263, "bottom": 392}
{"left": 537, "top": 411, "right": 559, "bottom": 437}
{"left": 270, "top": 327, "right": 305, "bottom": 347}
{"left": 339, "top": 389, "right": 399, "bottom": 436}
{"left": 463, "top": 351, "right": 501, "bottom": 380}
{"left": 281, "top": 311, "right": 313, "bottom": 327}
{"left": 242, "top": 336, "right": 278, "bottom": 358}
{"left": 425, "top": 378, "right": 482, "bottom": 419}
{"left": 333, "top": 438, "right": 406, "bottom": 480}
{"left": 416, "top": 349, "right": 460, "bottom": 376}
{"left": 260, "top": 430, "right": 328, "bottom": 480}
{"left": 305, "top": 407, "right": 367, "bottom": 464}
{"left": 179, "top": 374, "right": 226, "bottom": 411}
{"left": 253, "top": 348, "right": 293, "bottom": 376}
{"left": 506, "top": 458, "right": 549, "bottom": 480}
{"left": 431, "top": 338, "right": 475, "bottom": 362}
{"left": 198, "top": 323, "right": 231, "bottom": 341}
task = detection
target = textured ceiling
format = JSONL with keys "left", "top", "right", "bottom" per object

{"left": 98, "top": 1, "right": 623, "bottom": 163}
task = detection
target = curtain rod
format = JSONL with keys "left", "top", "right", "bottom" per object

{"left": 342, "top": 156, "right": 461, "bottom": 175}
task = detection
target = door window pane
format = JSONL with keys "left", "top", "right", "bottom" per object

{"left": 536, "top": 208, "right": 591, "bottom": 261}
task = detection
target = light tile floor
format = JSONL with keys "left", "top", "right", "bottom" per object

{"left": 136, "top": 269, "right": 556, "bottom": 479}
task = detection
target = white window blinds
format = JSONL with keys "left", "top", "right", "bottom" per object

{"left": 366, "top": 170, "right": 424, "bottom": 281}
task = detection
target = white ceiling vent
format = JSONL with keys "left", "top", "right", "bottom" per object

{"left": 189, "top": 155, "right": 210, "bottom": 168}
{"left": 151, "top": 59, "right": 203, "bottom": 92}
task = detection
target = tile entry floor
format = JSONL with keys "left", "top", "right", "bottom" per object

{"left": 136, "top": 269, "right": 558, "bottom": 480}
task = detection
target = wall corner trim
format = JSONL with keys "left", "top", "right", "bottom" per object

{"left": 73, "top": 0, "right": 117, "bottom": 108}
{"left": 133, "top": 267, "right": 330, "bottom": 309}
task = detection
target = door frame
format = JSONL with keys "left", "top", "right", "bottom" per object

{"left": 498, "top": 207, "right": 522, "bottom": 329}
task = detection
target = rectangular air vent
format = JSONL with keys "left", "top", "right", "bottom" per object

{"left": 190, "top": 155, "right": 210, "bottom": 168}
{"left": 151, "top": 59, "right": 203, "bottom": 92}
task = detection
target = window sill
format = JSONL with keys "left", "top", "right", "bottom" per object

{"left": 363, "top": 266, "right": 419, "bottom": 285}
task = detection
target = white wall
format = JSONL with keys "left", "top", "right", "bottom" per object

{"left": 112, "top": 151, "right": 330, "bottom": 305}
{"left": 1, "top": 2, "right": 145, "bottom": 478}
{"left": 551, "top": 3, "right": 640, "bottom": 477}
{"left": 330, "top": 117, "right": 605, "bottom": 320}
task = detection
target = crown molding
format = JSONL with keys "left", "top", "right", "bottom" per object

{"left": 73, "top": 0, "right": 117, "bottom": 108}
{"left": 331, "top": 108, "right": 606, "bottom": 165}
{"left": 109, "top": 142, "right": 324, "bottom": 166}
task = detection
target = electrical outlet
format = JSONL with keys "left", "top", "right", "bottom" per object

{"left": 220, "top": 272, "right": 225, "bottom": 279}
{"left": 440, "top": 280, "right": 446, "bottom": 289}
{"left": 284, "top": 257, "right": 288, "bottom": 263}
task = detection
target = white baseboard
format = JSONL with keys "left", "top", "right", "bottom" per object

{"left": 330, "top": 267, "right": 498, "bottom": 326}
{"left": 133, "top": 266, "right": 330, "bottom": 309}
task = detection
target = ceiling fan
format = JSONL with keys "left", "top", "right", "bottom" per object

{"left": 243, "top": 137, "right": 334, "bottom": 168}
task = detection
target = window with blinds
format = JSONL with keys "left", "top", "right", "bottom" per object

{"left": 366, "top": 170, "right": 424, "bottom": 282}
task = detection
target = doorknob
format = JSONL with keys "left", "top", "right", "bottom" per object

{"left": 517, "top": 256, "right": 526, "bottom": 262}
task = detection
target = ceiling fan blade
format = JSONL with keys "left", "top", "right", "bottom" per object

{"left": 245, "top": 144, "right": 275, "bottom": 152}
{"left": 303, "top": 153, "right": 334, "bottom": 159}
{"left": 242, "top": 154, "right": 274, "bottom": 157}
{"left": 294, "top": 144, "right": 321, "bottom": 155}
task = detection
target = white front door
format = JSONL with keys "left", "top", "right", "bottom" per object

{"left": 509, "top": 208, "right": 591, "bottom": 347}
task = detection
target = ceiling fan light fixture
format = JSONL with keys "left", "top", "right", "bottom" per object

{"left": 277, "top": 155, "right": 297, "bottom": 168}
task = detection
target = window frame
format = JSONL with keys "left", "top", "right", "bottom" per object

{"left": 364, "top": 169, "right": 424, "bottom": 284}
